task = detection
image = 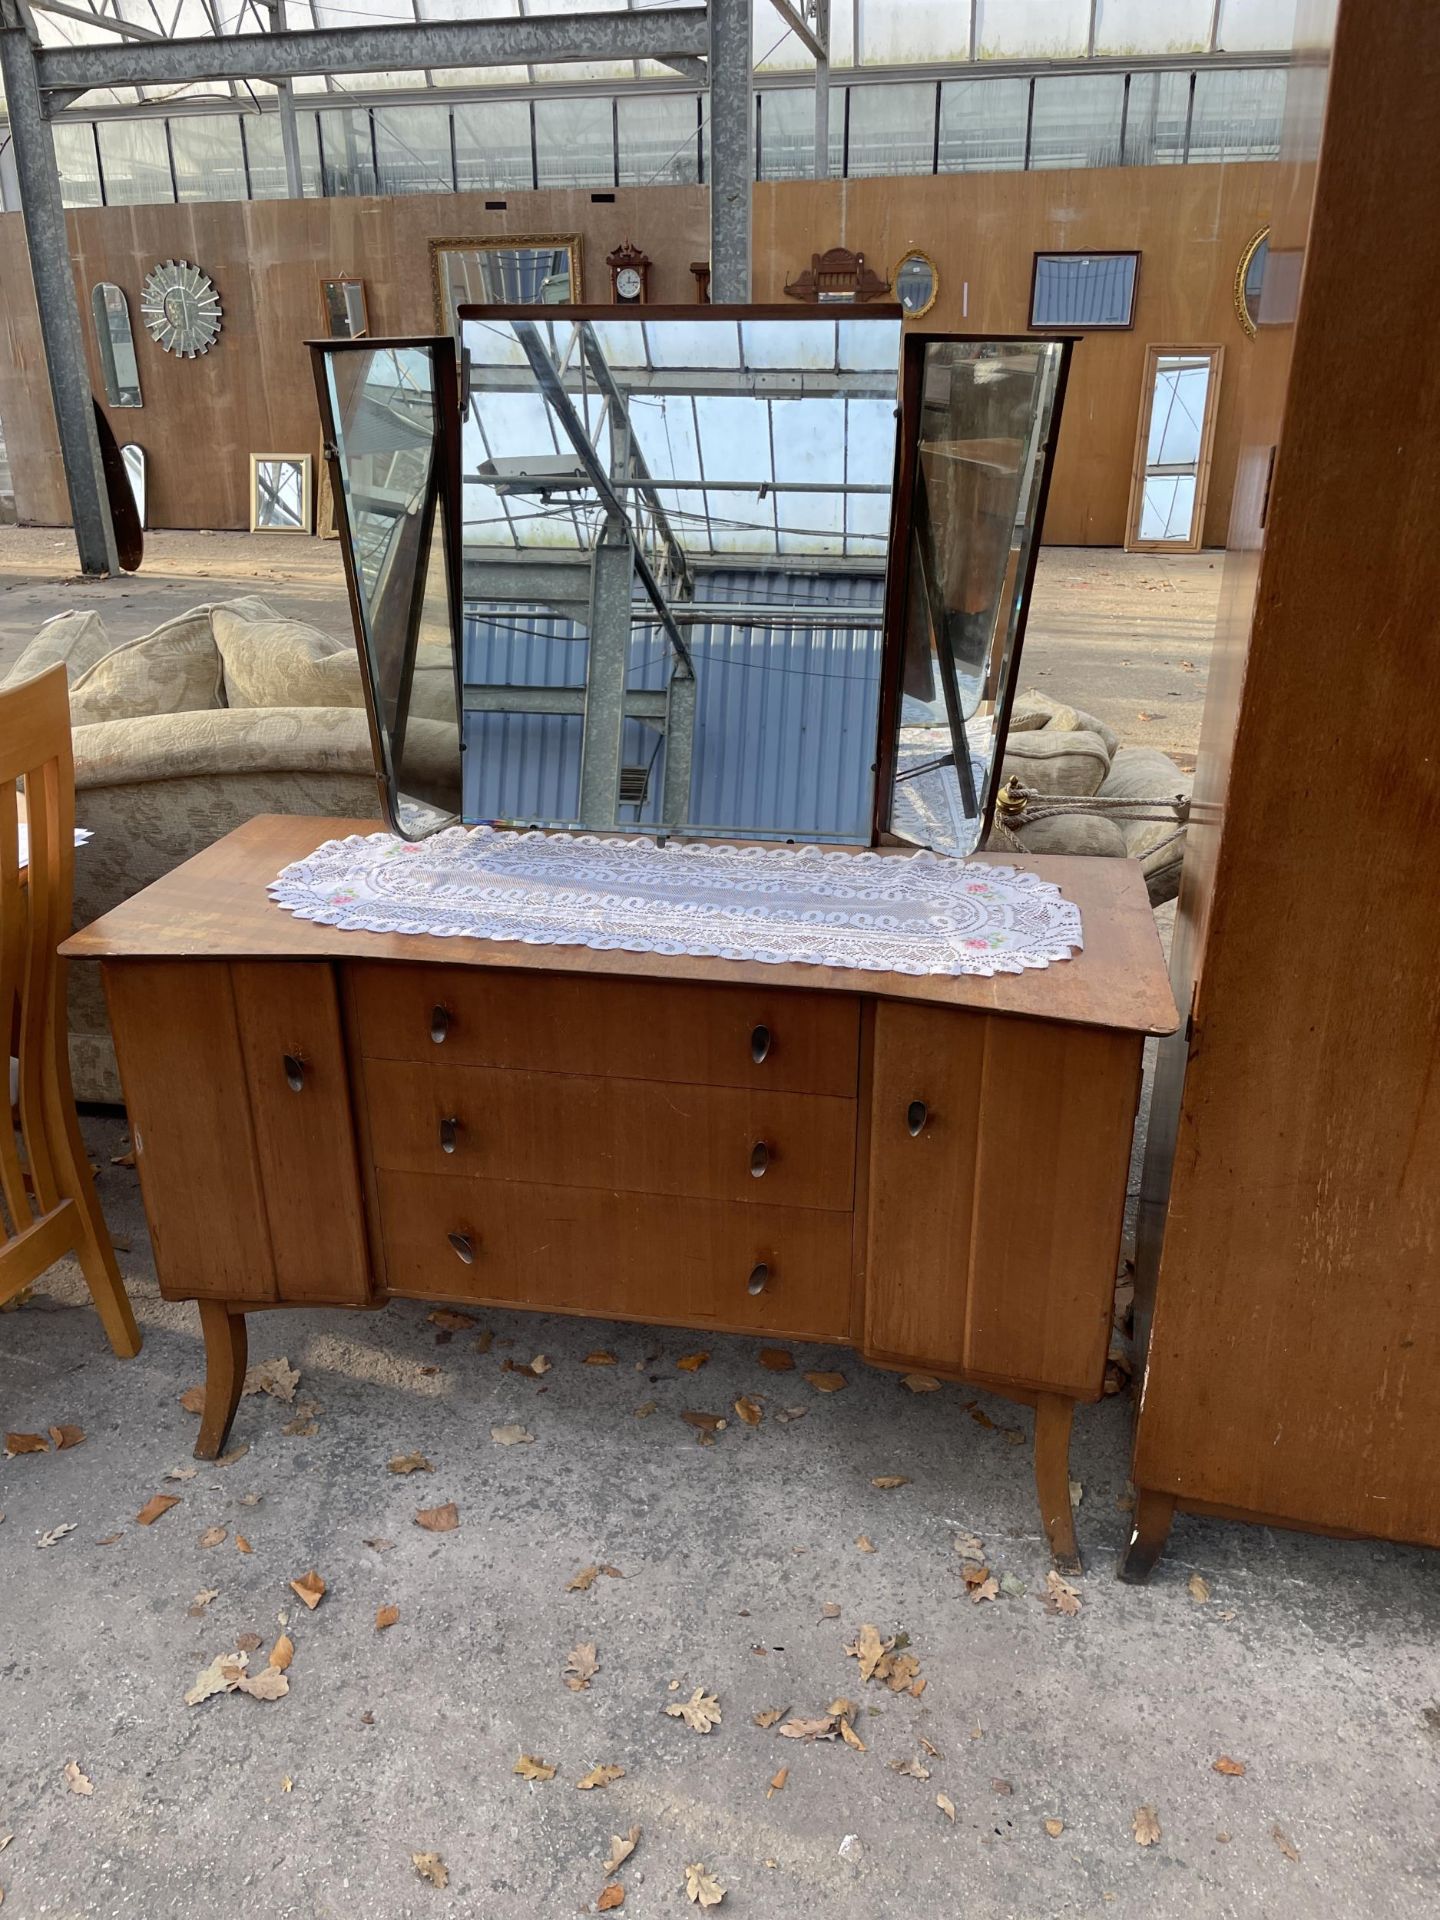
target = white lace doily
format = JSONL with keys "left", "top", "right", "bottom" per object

{"left": 269, "top": 828, "right": 1083, "bottom": 978}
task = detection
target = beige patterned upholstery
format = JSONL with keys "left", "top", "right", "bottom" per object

{"left": 5, "top": 600, "right": 387, "bottom": 1102}
{"left": 68, "top": 610, "right": 226, "bottom": 724}
{"left": 213, "top": 607, "right": 365, "bottom": 710}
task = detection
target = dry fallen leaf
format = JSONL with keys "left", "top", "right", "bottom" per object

{"left": 753, "top": 1707, "right": 783, "bottom": 1729}
{"left": 568, "top": 1564, "right": 601, "bottom": 1592}
{"left": 289, "top": 1570, "right": 327, "bottom": 1610}
{"left": 597, "top": 1884, "right": 625, "bottom": 1911}
{"left": 504, "top": 1353, "right": 551, "bottom": 1377}
{"left": 682, "top": 1411, "right": 726, "bottom": 1432}
{"left": 36, "top": 1524, "right": 76, "bottom": 1549}
{"left": 902, "top": 1373, "right": 941, "bottom": 1393}
{"left": 235, "top": 1536, "right": 252, "bottom": 1555}
{"left": 491, "top": 1424, "right": 534, "bottom": 1446}
{"left": 135, "top": 1494, "right": 181, "bottom": 1526}
{"left": 1272, "top": 1825, "right": 1299, "bottom": 1862}
{"left": 1044, "top": 1818, "right": 1065, "bottom": 1838}
{"left": 936, "top": 1793, "right": 956, "bottom": 1822}
{"left": 777, "top": 1716, "right": 837, "bottom": 1741}
{"left": 411, "top": 1852, "right": 448, "bottom": 1888}
{"left": 269, "top": 1635, "right": 294, "bottom": 1672}
{"left": 676, "top": 1352, "right": 709, "bottom": 1372}
{"left": 1044, "top": 1570, "right": 1082, "bottom": 1616}
{"left": 871, "top": 1475, "right": 909, "bottom": 1490}
{"left": 734, "top": 1396, "right": 763, "bottom": 1427}
{"left": 375, "top": 1605, "right": 400, "bottom": 1632}
{"left": 415, "top": 1504, "right": 459, "bottom": 1533}
{"left": 667, "top": 1686, "right": 722, "bottom": 1734}
{"left": 242, "top": 1357, "right": 300, "bottom": 1403}
{"left": 804, "top": 1371, "right": 847, "bottom": 1394}
{"left": 768, "top": 1766, "right": 788, "bottom": 1797}
{"left": 1213, "top": 1756, "right": 1246, "bottom": 1777}
{"left": 684, "top": 1863, "right": 725, "bottom": 1907}
{"left": 969, "top": 1576, "right": 1000, "bottom": 1604}
{"left": 48, "top": 1425, "right": 84, "bottom": 1450}
{"left": 919, "top": 1737, "right": 941, "bottom": 1760}
{"left": 847, "top": 1623, "right": 888, "bottom": 1684}
{"left": 992, "top": 1779, "right": 1013, "bottom": 1796}
{"left": 64, "top": 1762, "right": 94, "bottom": 1797}
{"left": 565, "top": 1643, "right": 600, "bottom": 1692}
{"left": 198, "top": 1526, "right": 227, "bottom": 1549}
{"left": 856, "top": 1535, "right": 876, "bottom": 1553}
{"left": 585, "top": 1351, "right": 618, "bottom": 1367}
{"left": 179, "top": 1387, "right": 206, "bottom": 1415}
{"left": 757, "top": 1349, "right": 795, "bottom": 1372}
{"left": 819, "top": 1601, "right": 841, "bottom": 1620}
{"left": 604, "top": 1829, "right": 640, "bottom": 1875}
{"left": 891, "top": 1758, "right": 931, "bottom": 1780}
{"left": 281, "top": 1415, "right": 318, "bottom": 1438}
{"left": 388, "top": 1452, "right": 434, "bottom": 1475}
{"left": 364, "top": 1537, "right": 395, "bottom": 1552}
{"left": 164, "top": 1465, "right": 198, "bottom": 1482}
{"left": 235, "top": 1633, "right": 263, "bottom": 1654}
{"left": 633, "top": 1402, "right": 658, "bottom": 1419}
{"left": 513, "top": 1754, "right": 557, "bottom": 1782}
{"left": 236, "top": 1668, "right": 289, "bottom": 1702}
{"left": 1188, "top": 1572, "right": 1211, "bottom": 1604}
{"left": 838, "top": 1717, "right": 867, "bottom": 1752}
{"left": 188, "top": 1588, "right": 220, "bottom": 1617}
{"left": 428, "top": 1308, "right": 476, "bottom": 1331}
{"left": 1133, "top": 1806, "right": 1162, "bottom": 1847}
{"left": 577, "top": 1764, "right": 625, "bottom": 1791}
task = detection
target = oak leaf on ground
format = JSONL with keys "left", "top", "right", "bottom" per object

{"left": 1044, "top": 1571, "right": 1082, "bottom": 1616}
{"left": 734, "top": 1396, "right": 763, "bottom": 1427}
{"left": 684, "top": 1863, "right": 725, "bottom": 1907}
{"left": 388, "top": 1452, "right": 434, "bottom": 1475}
{"left": 1188, "top": 1573, "right": 1211, "bottom": 1604}
{"left": 513, "top": 1754, "right": 557, "bottom": 1781}
{"left": 241, "top": 1357, "right": 300, "bottom": 1403}
{"left": 936, "top": 1793, "right": 956, "bottom": 1822}
{"left": 603, "top": 1829, "right": 640, "bottom": 1875}
{"left": 752, "top": 1707, "right": 783, "bottom": 1729}
{"left": 36, "top": 1524, "right": 76, "bottom": 1548}
{"left": 179, "top": 1387, "right": 206, "bottom": 1415}
{"left": 64, "top": 1762, "right": 94, "bottom": 1796}
{"left": 871, "top": 1476, "right": 909, "bottom": 1490}
{"left": 415, "top": 1504, "right": 459, "bottom": 1533}
{"left": 577, "top": 1764, "right": 625, "bottom": 1790}
{"left": 491, "top": 1425, "right": 534, "bottom": 1446}
{"left": 565, "top": 1643, "right": 599, "bottom": 1692}
{"left": 411, "top": 1852, "right": 448, "bottom": 1888}
{"left": 666, "top": 1686, "right": 721, "bottom": 1734}
{"left": 1133, "top": 1806, "right": 1162, "bottom": 1847}
{"left": 198, "top": 1527, "right": 227, "bottom": 1549}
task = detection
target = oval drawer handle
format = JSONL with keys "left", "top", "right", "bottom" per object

{"left": 750, "top": 1140, "right": 771, "bottom": 1178}
{"left": 750, "top": 1023, "right": 771, "bottom": 1064}
{"left": 439, "top": 1116, "right": 459, "bottom": 1155}
{"left": 448, "top": 1230, "right": 475, "bottom": 1265}
{"left": 907, "top": 1099, "right": 929, "bottom": 1137}
{"left": 431, "top": 1004, "right": 451, "bottom": 1045}
{"left": 747, "top": 1261, "right": 770, "bottom": 1296}
{"left": 283, "top": 1052, "right": 305, "bottom": 1093}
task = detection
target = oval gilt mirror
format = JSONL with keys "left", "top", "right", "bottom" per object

{"left": 895, "top": 250, "right": 939, "bottom": 319}
{"left": 1235, "top": 227, "right": 1270, "bottom": 337}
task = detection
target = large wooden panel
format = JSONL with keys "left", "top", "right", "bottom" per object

{"left": 64, "top": 816, "right": 1179, "bottom": 1041}
{"left": 376, "top": 1170, "right": 853, "bottom": 1340}
{"left": 363, "top": 1057, "right": 856, "bottom": 1211}
{"left": 1131, "top": 0, "right": 1440, "bottom": 1548}
{"left": 103, "top": 960, "right": 274, "bottom": 1302}
{"left": 864, "top": 1003, "right": 1141, "bottom": 1396}
{"left": 232, "top": 961, "right": 371, "bottom": 1305}
{"left": 349, "top": 961, "right": 862, "bottom": 1096}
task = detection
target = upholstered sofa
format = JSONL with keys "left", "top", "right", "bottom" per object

{"left": 989, "top": 689, "right": 1191, "bottom": 906}
{"left": 3, "top": 598, "right": 459, "bottom": 1102}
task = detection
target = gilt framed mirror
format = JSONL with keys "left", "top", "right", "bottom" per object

{"left": 429, "top": 237, "right": 582, "bottom": 336}
{"left": 1235, "top": 227, "right": 1270, "bottom": 337}
{"left": 249, "top": 455, "right": 312, "bottom": 534}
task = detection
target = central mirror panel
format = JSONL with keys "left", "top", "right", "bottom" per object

{"left": 458, "top": 309, "right": 902, "bottom": 843}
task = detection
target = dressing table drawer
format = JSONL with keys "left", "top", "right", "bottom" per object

{"left": 376, "top": 1169, "right": 853, "bottom": 1340}
{"left": 347, "top": 962, "right": 861, "bottom": 1098}
{"left": 363, "top": 1059, "right": 856, "bottom": 1211}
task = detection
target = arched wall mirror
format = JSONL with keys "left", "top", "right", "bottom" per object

{"left": 1235, "top": 227, "right": 1270, "bottom": 337}
{"left": 92, "top": 282, "right": 142, "bottom": 408}
{"left": 895, "top": 251, "right": 939, "bottom": 319}
{"left": 121, "top": 444, "right": 146, "bottom": 529}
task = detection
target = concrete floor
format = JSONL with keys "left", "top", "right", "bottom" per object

{"left": 4, "top": 532, "right": 1436, "bottom": 1917}
{"left": 3, "top": 1120, "right": 1439, "bottom": 1920}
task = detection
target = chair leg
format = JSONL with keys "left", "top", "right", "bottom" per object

{"left": 195, "top": 1300, "right": 247, "bottom": 1461}
{"left": 1033, "top": 1392, "right": 1082, "bottom": 1575}
{"left": 1117, "top": 1488, "right": 1177, "bottom": 1584}
{"left": 45, "top": 1083, "right": 140, "bottom": 1359}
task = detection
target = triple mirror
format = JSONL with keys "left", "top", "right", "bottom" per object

{"left": 312, "top": 312, "right": 1070, "bottom": 856}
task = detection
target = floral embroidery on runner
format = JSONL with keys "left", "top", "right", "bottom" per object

{"left": 269, "top": 827, "right": 1083, "bottom": 979}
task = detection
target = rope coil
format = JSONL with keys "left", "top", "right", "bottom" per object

{"left": 989, "top": 777, "right": 1190, "bottom": 858}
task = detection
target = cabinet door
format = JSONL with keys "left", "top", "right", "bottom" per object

{"left": 232, "top": 962, "right": 371, "bottom": 1305}
{"left": 864, "top": 1002, "right": 1142, "bottom": 1397}
{"left": 105, "top": 961, "right": 276, "bottom": 1303}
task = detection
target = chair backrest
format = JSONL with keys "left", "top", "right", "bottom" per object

{"left": 0, "top": 664, "right": 77, "bottom": 1238}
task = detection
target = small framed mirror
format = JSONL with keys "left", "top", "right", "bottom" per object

{"left": 320, "top": 277, "right": 369, "bottom": 339}
{"left": 1235, "top": 227, "right": 1270, "bottom": 337}
{"left": 92, "top": 283, "right": 142, "bottom": 408}
{"left": 249, "top": 454, "right": 312, "bottom": 534}
{"left": 895, "top": 251, "right": 939, "bottom": 319}
{"left": 430, "top": 237, "right": 581, "bottom": 335}
{"left": 121, "top": 444, "right": 146, "bottom": 529}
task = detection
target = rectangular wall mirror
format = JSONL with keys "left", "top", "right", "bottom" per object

{"left": 430, "top": 238, "right": 581, "bottom": 335}
{"left": 1126, "top": 344, "right": 1223, "bottom": 552}
{"left": 312, "top": 313, "right": 1070, "bottom": 853}
{"left": 249, "top": 454, "right": 312, "bottom": 533}
{"left": 320, "top": 277, "right": 369, "bottom": 339}
{"left": 92, "top": 283, "right": 142, "bottom": 408}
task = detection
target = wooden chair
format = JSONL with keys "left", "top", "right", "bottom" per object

{"left": 0, "top": 664, "right": 139, "bottom": 1355}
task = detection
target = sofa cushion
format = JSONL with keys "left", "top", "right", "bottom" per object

{"left": 1000, "top": 728, "right": 1111, "bottom": 797}
{"left": 72, "top": 704, "right": 380, "bottom": 788}
{"left": 996, "top": 812, "right": 1129, "bottom": 859}
{"left": 1010, "top": 688, "right": 1121, "bottom": 759}
{"left": 68, "top": 611, "right": 225, "bottom": 724}
{"left": 214, "top": 609, "right": 363, "bottom": 710}
{"left": 3, "top": 609, "right": 115, "bottom": 691}
{"left": 1098, "top": 747, "right": 1192, "bottom": 904}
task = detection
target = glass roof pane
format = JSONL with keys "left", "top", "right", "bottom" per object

{"left": 646, "top": 322, "right": 741, "bottom": 370}
{"left": 1093, "top": 0, "right": 1211, "bottom": 54}
{"left": 859, "top": 0, "right": 972, "bottom": 64}
{"left": 838, "top": 319, "right": 902, "bottom": 372}
{"left": 740, "top": 318, "right": 836, "bottom": 369}
{"left": 974, "top": 0, "right": 1089, "bottom": 59}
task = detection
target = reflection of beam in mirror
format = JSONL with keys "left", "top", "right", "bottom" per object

{"left": 92, "top": 283, "right": 142, "bottom": 409}
{"left": 249, "top": 454, "right": 312, "bottom": 533}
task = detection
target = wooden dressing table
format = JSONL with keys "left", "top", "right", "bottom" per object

{"left": 64, "top": 814, "right": 1176, "bottom": 1570}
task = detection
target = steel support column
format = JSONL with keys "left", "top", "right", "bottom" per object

{"left": 276, "top": 80, "right": 305, "bottom": 198}
{"left": 708, "top": 0, "right": 753, "bottom": 302}
{"left": 576, "top": 518, "right": 636, "bottom": 828}
{"left": 0, "top": 23, "right": 116, "bottom": 575}
{"left": 813, "top": 0, "right": 831, "bottom": 180}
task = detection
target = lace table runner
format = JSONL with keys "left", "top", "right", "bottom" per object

{"left": 270, "top": 828, "right": 1082, "bottom": 979}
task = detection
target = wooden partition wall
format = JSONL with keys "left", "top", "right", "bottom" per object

{"left": 1127, "top": 0, "right": 1440, "bottom": 1565}
{"left": 0, "top": 160, "right": 1274, "bottom": 545}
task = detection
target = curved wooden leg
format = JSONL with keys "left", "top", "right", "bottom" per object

{"left": 44, "top": 1077, "right": 140, "bottom": 1358}
{"left": 1117, "top": 1488, "right": 1176, "bottom": 1584}
{"left": 195, "top": 1300, "right": 247, "bottom": 1460}
{"left": 1034, "top": 1393, "right": 1081, "bottom": 1575}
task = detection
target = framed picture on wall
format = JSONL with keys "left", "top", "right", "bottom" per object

{"left": 1030, "top": 252, "right": 1140, "bottom": 331}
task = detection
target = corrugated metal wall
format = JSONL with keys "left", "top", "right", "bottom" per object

{"left": 462, "top": 568, "right": 884, "bottom": 841}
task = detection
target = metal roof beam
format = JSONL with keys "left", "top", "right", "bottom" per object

{"left": 29, "top": 0, "right": 167, "bottom": 39}
{"left": 765, "top": 0, "right": 825, "bottom": 62}
{"left": 31, "top": 7, "right": 710, "bottom": 94}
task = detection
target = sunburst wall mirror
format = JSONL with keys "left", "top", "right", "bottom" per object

{"left": 141, "top": 260, "right": 222, "bottom": 358}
